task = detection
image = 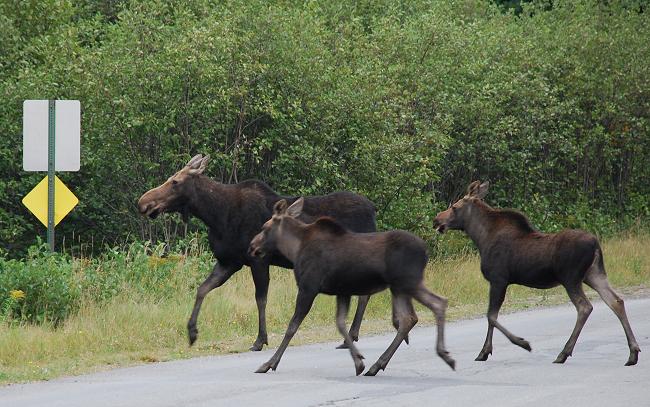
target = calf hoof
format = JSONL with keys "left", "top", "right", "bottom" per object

{"left": 354, "top": 359, "right": 365, "bottom": 376}
{"left": 255, "top": 361, "right": 276, "bottom": 373}
{"left": 404, "top": 334, "right": 410, "bottom": 345}
{"left": 475, "top": 350, "right": 491, "bottom": 361}
{"left": 516, "top": 338, "right": 532, "bottom": 352}
{"left": 188, "top": 326, "right": 198, "bottom": 346}
{"left": 625, "top": 349, "right": 640, "bottom": 366}
{"left": 438, "top": 350, "right": 456, "bottom": 370}
{"left": 336, "top": 342, "right": 349, "bottom": 350}
{"left": 364, "top": 364, "right": 381, "bottom": 376}
{"left": 553, "top": 352, "right": 569, "bottom": 364}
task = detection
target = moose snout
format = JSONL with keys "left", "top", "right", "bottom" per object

{"left": 248, "top": 244, "right": 263, "bottom": 258}
{"left": 248, "top": 235, "right": 265, "bottom": 258}
{"left": 138, "top": 200, "right": 150, "bottom": 215}
{"left": 433, "top": 216, "right": 447, "bottom": 234}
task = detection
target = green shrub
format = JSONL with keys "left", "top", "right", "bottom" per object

{"left": 0, "top": 243, "right": 79, "bottom": 324}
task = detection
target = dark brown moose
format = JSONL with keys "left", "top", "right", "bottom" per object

{"left": 137, "top": 154, "right": 377, "bottom": 351}
{"left": 434, "top": 181, "right": 640, "bottom": 366}
{"left": 248, "top": 198, "right": 456, "bottom": 376}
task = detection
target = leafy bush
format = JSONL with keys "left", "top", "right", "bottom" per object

{"left": 0, "top": 0, "right": 648, "bottom": 255}
{"left": 0, "top": 243, "right": 80, "bottom": 324}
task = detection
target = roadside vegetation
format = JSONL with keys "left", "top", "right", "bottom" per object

{"left": 1, "top": 0, "right": 649, "bottom": 256}
{"left": 1, "top": 0, "right": 649, "bottom": 385}
{"left": 1, "top": 231, "right": 648, "bottom": 383}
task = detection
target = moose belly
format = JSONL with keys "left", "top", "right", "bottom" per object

{"left": 510, "top": 266, "right": 560, "bottom": 289}
{"left": 319, "top": 271, "right": 388, "bottom": 296}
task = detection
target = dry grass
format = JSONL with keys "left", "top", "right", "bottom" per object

{"left": 1, "top": 232, "right": 649, "bottom": 384}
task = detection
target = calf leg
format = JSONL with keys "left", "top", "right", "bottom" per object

{"left": 585, "top": 266, "right": 640, "bottom": 366}
{"left": 335, "top": 296, "right": 365, "bottom": 375}
{"left": 365, "top": 294, "right": 417, "bottom": 376}
{"left": 336, "top": 295, "right": 369, "bottom": 349}
{"left": 187, "top": 262, "right": 240, "bottom": 346}
{"left": 477, "top": 283, "right": 531, "bottom": 361}
{"left": 413, "top": 284, "right": 456, "bottom": 370}
{"left": 250, "top": 263, "right": 270, "bottom": 351}
{"left": 554, "top": 284, "right": 593, "bottom": 364}
{"left": 392, "top": 299, "right": 410, "bottom": 345}
{"left": 255, "top": 289, "right": 317, "bottom": 373}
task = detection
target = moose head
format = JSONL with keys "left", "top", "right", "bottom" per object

{"left": 137, "top": 154, "right": 210, "bottom": 219}
{"left": 433, "top": 181, "right": 489, "bottom": 233}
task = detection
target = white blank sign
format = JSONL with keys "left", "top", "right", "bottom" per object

{"left": 23, "top": 100, "right": 80, "bottom": 171}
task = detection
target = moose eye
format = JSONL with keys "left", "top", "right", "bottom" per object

{"left": 171, "top": 179, "right": 178, "bottom": 185}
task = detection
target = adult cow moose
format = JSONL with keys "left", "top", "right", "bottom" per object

{"left": 433, "top": 181, "right": 640, "bottom": 366}
{"left": 137, "top": 154, "right": 377, "bottom": 351}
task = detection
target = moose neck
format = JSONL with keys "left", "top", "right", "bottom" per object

{"left": 186, "top": 176, "right": 231, "bottom": 230}
{"left": 462, "top": 201, "right": 494, "bottom": 254}
{"left": 276, "top": 218, "right": 306, "bottom": 263}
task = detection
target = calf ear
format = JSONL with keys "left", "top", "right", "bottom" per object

{"left": 475, "top": 181, "right": 489, "bottom": 199}
{"left": 286, "top": 197, "right": 304, "bottom": 218}
{"left": 274, "top": 199, "right": 288, "bottom": 215}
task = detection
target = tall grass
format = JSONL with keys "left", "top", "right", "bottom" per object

{"left": 0, "top": 232, "right": 649, "bottom": 384}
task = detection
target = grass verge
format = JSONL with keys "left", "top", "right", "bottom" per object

{"left": 1, "top": 232, "right": 649, "bottom": 384}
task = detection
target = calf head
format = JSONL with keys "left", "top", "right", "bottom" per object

{"left": 137, "top": 154, "right": 210, "bottom": 219}
{"left": 249, "top": 197, "right": 304, "bottom": 258}
{"left": 434, "top": 180, "right": 489, "bottom": 233}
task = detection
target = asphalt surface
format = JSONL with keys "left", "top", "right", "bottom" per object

{"left": 2, "top": 297, "right": 649, "bottom": 407}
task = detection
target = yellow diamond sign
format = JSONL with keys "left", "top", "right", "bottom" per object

{"left": 22, "top": 176, "right": 78, "bottom": 228}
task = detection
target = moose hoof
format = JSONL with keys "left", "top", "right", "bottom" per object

{"left": 250, "top": 336, "right": 268, "bottom": 351}
{"left": 336, "top": 342, "right": 350, "bottom": 350}
{"left": 438, "top": 351, "right": 456, "bottom": 370}
{"left": 517, "top": 339, "right": 532, "bottom": 352}
{"left": 364, "top": 365, "right": 381, "bottom": 376}
{"left": 404, "top": 334, "right": 410, "bottom": 345}
{"left": 188, "top": 327, "right": 198, "bottom": 346}
{"left": 553, "top": 353, "right": 569, "bottom": 364}
{"left": 475, "top": 350, "right": 491, "bottom": 361}
{"left": 255, "top": 361, "right": 275, "bottom": 373}
{"left": 354, "top": 359, "right": 365, "bottom": 376}
{"left": 625, "top": 350, "right": 639, "bottom": 366}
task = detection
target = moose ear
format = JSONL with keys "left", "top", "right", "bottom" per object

{"left": 273, "top": 199, "right": 288, "bottom": 215}
{"left": 186, "top": 154, "right": 203, "bottom": 169}
{"left": 466, "top": 181, "right": 481, "bottom": 196}
{"left": 189, "top": 155, "right": 210, "bottom": 174}
{"left": 475, "top": 181, "right": 489, "bottom": 199}
{"left": 286, "top": 197, "right": 304, "bottom": 218}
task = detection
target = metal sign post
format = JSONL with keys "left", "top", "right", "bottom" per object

{"left": 48, "top": 100, "right": 56, "bottom": 251}
{"left": 22, "top": 100, "right": 80, "bottom": 252}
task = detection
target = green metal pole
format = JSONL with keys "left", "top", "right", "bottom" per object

{"left": 48, "top": 100, "right": 55, "bottom": 251}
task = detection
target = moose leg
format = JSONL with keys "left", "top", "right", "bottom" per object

{"left": 413, "top": 284, "right": 455, "bottom": 370}
{"left": 255, "top": 289, "right": 317, "bottom": 373}
{"left": 335, "top": 296, "right": 365, "bottom": 375}
{"left": 188, "top": 262, "right": 240, "bottom": 346}
{"left": 554, "top": 284, "right": 593, "bottom": 364}
{"left": 336, "top": 295, "right": 370, "bottom": 349}
{"left": 585, "top": 270, "right": 640, "bottom": 366}
{"left": 477, "top": 283, "right": 531, "bottom": 361}
{"left": 250, "top": 263, "right": 270, "bottom": 351}
{"left": 365, "top": 294, "right": 417, "bottom": 376}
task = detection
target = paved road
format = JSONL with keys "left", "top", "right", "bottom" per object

{"left": 2, "top": 298, "right": 649, "bottom": 407}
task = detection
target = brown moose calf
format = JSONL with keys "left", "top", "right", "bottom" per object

{"left": 434, "top": 181, "right": 640, "bottom": 366}
{"left": 249, "top": 198, "right": 456, "bottom": 376}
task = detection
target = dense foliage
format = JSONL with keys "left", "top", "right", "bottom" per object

{"left": 0, "top": 239, "right": 212, "bottom": 324}
{"left": 1, "top": 0, "right": 649, "bottom": 256}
